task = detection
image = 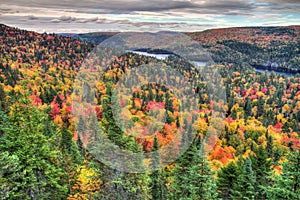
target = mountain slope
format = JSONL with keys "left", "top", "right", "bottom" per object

{"left": 75, "top": 26, "right": 300, "bottom": 70}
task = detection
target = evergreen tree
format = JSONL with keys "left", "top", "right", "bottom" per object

{"left": 250, "top": 146, "right": 272, "bottom": 199}
{"left": 60, "top": 123, "right": 82, "bottom": 162}
{"left": 231, "top": 108, "right": 237, "bottom": 120}
{"left": 176, "top": 116, "right": 181, "bottom": 128}
{"left": 263, "top": 150, "right": 300, "bottom": 199}
{"left": 76, "top": 116, "right": 87, "bottom": 157}
{"left": 0, "top": 98, "right": 68, "bottom": 199}
{"left": 91, "top": 90, "right": 150, "bottom": 199}
{"left": 165, "top": 110, "right": 174, "bottom": 125}
{"left": 217, "top": 161, "right": 240, "bottom": 199}
{"left": 169, "top": 138, "right": 217, "bottom": 200}
{"left": 231, "top": 158, "right": 257, "bottom": 199}
{"left": 0, "top": 84, "right": 6, "bottom": 111}
{"left": 60, "top": 124, "right": 73, "bottom": 153}
{"left": 282, "top": 121, "right": 290, "bottom": 133}
{"left": 0, "top": 85, "right": 6, "bottom": 138}
{"left": 266, "top": 130, "right": 273, "bottom": 158}
{"left": 148, "top": 84, "right": 154, "bottom": 101}
{"left": 257, "top": 96, "right": 264, "bottom": 117}
{"left": 292, "top": 119, "right": 299, "bottom": 132}
{"left": 150, "top": 136, "right": 165, "bottom": 200}
{"left": 244, "top": 97, "right": 252, "bottom": 120}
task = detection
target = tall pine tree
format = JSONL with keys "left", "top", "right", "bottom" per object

{"left": 217, "top": 161, "right": 240, "bottom": 199}
{"left": 263, "top": 150, "right": 300, "bottom": 199}
{"left": 169, "top": 138, "right": 217, "bottom": 200}
{"left": 0, "top": 98, "right": 68, "bottom": 199}
{"left": 90, "top": 85, "right": 150, "bottom": 199}
{"left": 250, "top": 146, "right": 272, "bottom": 199}
{"left": 231, "top": 158, "right": 257, "bottom": 199}
{"left": 150, "top": 136, "right": 166, "bottom": 200}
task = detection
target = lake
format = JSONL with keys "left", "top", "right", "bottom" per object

{"left": 127, "top": 50, "right": 298, "bottom": 76}
{"left": 127, "top": 50, "right": 208, "bottom": 67}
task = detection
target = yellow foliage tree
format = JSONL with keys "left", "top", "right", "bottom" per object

{"left": 68, "top": 165, "right": 101, "bottom": 200}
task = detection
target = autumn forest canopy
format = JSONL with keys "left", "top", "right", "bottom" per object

{"left": 0, "top": 24, "right": 299, "bottom": 199}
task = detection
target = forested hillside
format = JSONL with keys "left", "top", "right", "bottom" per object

{"left": 0, "top": 24, "right": 299, "bottom": 199}
{"left": 189, "top": 26, "right": 300, "bottom": 71}
{"left": 78, "top": 26, "right": 300, "bottom": 71}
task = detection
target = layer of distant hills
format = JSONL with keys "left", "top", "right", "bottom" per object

{"left": 60, "top": 26, "right": 300, "bottom": 72}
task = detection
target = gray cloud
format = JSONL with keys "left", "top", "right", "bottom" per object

{"left": 1, "top": 0, "right": 196, "bottom": 12}
{"left": 47, "top": 15, "right": 195, "bottom": 28}
{"left": 2, "top": 0, "right": 300, "bottom": 15}
{"left": 27, "top": 15, "right": 38, "bottom": 20}
{"left": 0, "top": 0, "right": 268, "bottom": 13}
{"left": 59, "top": 16, "right": 76, "bottom": 22}
{"left": 1, "top": 0, "right": 300, "bottom": 33}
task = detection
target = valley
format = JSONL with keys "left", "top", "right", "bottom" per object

{"left": 0, "top": 24, "right": 299, "bottom": 200}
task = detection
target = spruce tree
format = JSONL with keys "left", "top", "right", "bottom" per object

{"left": 0, "top": 84, "right": 6, "bottom": 111}
{"left": 257, "top": 96, "right": 264, "bottom": 117}
{"left": 217, "top": 161, "right": 240, "bottom": 199}
{"left": 263, "top": 150, "right": 300, "bottom": 199}
{"left": 61, "top": 124, "right": 73, "bottom": 153}
{"left": 0, "top": 98, "right": 68, "bottom": 199}
{"left": 0, "top": 85, "right": 6, "bottom": 138}
{"left": 76, "top": 116, "right": 87, "bottom": 157}
{"left": 266, "top": 130, "right": 273, "bottom": 158}
{"left": 169, "top": 138, "right": 217, "bottom": 200}
{"left": 150, "top": 136, "right": 165, "bottom": 200}
{"left": 250, "top": 146, "right": 272, "bottom": 199}
{"left": 231, "top": 158, "right": 257, "bottom": 199}
{"left": 91, "top": 87, "right": 150, "bottom": 199}
{"left": 244, "top": 97, "right": 252, "bottom": 120}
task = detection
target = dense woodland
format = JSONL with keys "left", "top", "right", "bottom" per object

{"left": 189, "top": 26, "right": 300, "bottom": 70}
{"left": 0, "top": 24, "right": 299, "bottom": 199}
{"left": 79, "top": 26, "right": 300, "bottom": 71}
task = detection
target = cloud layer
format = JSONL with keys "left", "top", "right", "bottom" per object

{"left": 0, "top": 0, "right": 300, "bottom": 33}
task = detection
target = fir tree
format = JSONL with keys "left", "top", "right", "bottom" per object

{"left": 0, "top": 98, "right": 68, "bottom": 199}
{"left": 150, "top": 136, "right": 165, "bottom": 200}
{"left": 217, "top": 161, "right": 240, "bottom": 199}
{"left": 231, "top": 158, "right": 257, "bottom": 199}
{"left": 266, "top": 130, "right": 273, "bottom": 158}
{"left": 91, "top": 90, "right": 150, "bottom": 199}
{"left": 263, "top": 150, "right": 300, "bottom": 199}
{"left": 250, "top": 146, "right": 272, "bottom": 199}
{"left": 77, "top": 115, "right": 87, "bottom": 157}
{"left": 60, "top": 124, "right": 73, "bottom": 153}
{"left": 169, "top": 138, "right": 217, "bottom": 200}
{"left": 0, "top": 84, "right": 6, "bottom": 111}
{"left": 244, "top": 97, "right": 252, "bottom": 120}
{"left": 176, "top": 116, "right": 181, "bottom": 128}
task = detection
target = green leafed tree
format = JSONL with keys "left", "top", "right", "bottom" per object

{"left": 169, "top": 138, "right": 217, "bottom": 200}
{"left": 0, "top": 98, "right": 68, "bottom": 200}
{"left": 231, "top": 158, "right": 257, "bottom": 200}
{"left": 250, "top": 146, "right": 272, "bottom": 199}
{"left": 150, "top": 136, "right": 166, "bottom": 200}
{"left": 263, "top": 150, "right": 300, "bottom": 200}
{"left": 91, "top": 92, "right": 150, "bottom": 200}
{"left": 217, "top": 161, "right": 240, "bottom": 200}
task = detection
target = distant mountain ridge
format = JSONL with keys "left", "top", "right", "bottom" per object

{"left": 2, "top": 24, "right": 300, "bottom": 71}
{"left": 62, "top": 26, "right": 300, "bottom": 70}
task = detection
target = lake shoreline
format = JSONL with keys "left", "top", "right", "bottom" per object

{"left": 250, "top": 64, "right": 300, "bottom": 75}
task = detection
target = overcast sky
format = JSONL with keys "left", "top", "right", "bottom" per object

{"left": 0, "top": 0, "right": 300, "bottom": 33}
